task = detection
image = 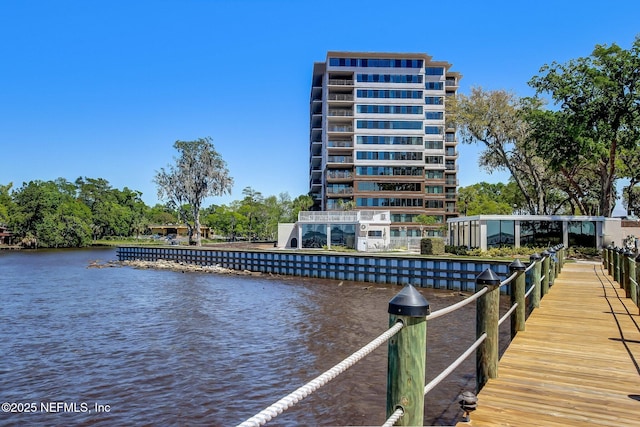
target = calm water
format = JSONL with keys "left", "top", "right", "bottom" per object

{"left": 0, "top": 248, "right": 508, "bottom": 426}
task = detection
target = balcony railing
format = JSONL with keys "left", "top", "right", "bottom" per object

{"left": 328, "top": 93, "right": 354, "bottom": 101}
{"left": 328, "top": 125, "right": 353, "bottom": 133}
{"left": 326, "top": 188, "right": 354, "bottom": 195}
{"left": 328, "top": 79, "right": 354, "bottom": 86}
{"left": 327, "top": 140, "right": 353, "bottom": 148}
{"left": 328, "top": 110, "right": 354, "bottom": 117}
{"left": 327, "top": 156, "right": 353, "bottom": 163}
{"left": 327, "top": 170, "right": 354, "bottom": 179}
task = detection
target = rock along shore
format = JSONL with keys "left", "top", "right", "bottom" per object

{"left": 89, "top": 259, "right": 261, "bottom": 276}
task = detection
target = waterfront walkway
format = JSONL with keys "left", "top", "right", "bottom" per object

{"left": 460, "top": 261, "right": 640, "bottom": 426}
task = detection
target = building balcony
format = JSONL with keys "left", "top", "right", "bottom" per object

{"left": 327, "top": 93, "right": 354, "bottom": 101}
{"left": 327, "top": 140, "right": 353, "bottom": 148}
{"left": 327, "top": 155, "right": 353, "bottom": 164}
{"left": 328, "top": 109, "right": 353, "bottom": 117}
{"left": 326, "top": 170, "right": 353, "bottom": 180}
{"left": 326, "top": 188, "right": 354, "bottom": 195}
{"left": 328, "top": 79, "right": 354, "bottom": 86}
{"left": 327, "top": 125, "right": 354, "bottom": 133}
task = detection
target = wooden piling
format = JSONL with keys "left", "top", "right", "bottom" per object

{"left": 529, "top": 254, "right": 542, "bottom": 309}
{"left": 386, "top": 285, "right": 429, "bottom": 426}
{"left": 509, "top": 259, "right": 526, "bottom": 340}
{"left": 475, "top": 268, "right": 501, "bottom": 392}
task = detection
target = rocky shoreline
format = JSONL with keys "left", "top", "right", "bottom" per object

{"left": 88, "top": 259, "right": 262, "bottom": 276}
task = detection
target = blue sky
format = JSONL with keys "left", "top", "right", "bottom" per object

{"left": 1, "top": 0, "right": 639, "bottom": 209}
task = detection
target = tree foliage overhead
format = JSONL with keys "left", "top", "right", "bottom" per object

{"left": 449, "top": 87, "right": 556, "bottom": 214}
{"left": 154, "top": 137, "right": 233, "bottom": 246}
{"left": 529, "top": 36, "right": 640, "bottom": 216}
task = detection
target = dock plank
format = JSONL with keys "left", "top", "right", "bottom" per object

{"left": 459, "top": 262, "right": 640, "bottom": 426}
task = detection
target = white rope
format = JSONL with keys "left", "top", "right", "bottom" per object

{"left": 525, "top": 282, "right": 536, "bottom": 298}
{"left": 500, "top": 271, "right": 518, "bottom": 287}
{"left": 498, "top": 302, "right": 518, "bottom": 326}
{"left": 381, "top": 407, "right": 404, "bottom": 427}
{"left": 524, "top": 261, "right": 536, "bottom": 273}
{"left": 236, "top": 321, "right": 405, "bottom": 427}
{"left": 424, "top": 333, "right": 487, "bottom": 395}
{"left": 426, "top": 286, "right": 488, "bottom": 321}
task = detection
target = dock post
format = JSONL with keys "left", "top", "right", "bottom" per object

{"left": 541, "top": 251, "right": 550, "bottom": 297}
{"left": 509, "top": 259, "right": 526, "bottom": 339}
{"left": 548, "top": 249, "right": 556, "bottom": 287}
{"left": 635, "top": 254, "right": 640, "bottom": 310}
{"left": 529, "top": 253, "right": 542, "bottom": 309}
{"left": 387, "top": 285, "right": 430, "bottom": 426}
{"left": 614, "top": 248, "right": 621, "bottom": 284}
{"left": 603, "top": 245, "right": 608, "bottom": 269}
{"left": 628, "top": 252, "right": 637, "bottom": 302}
{"left": 623, "top": 250, "right": 633, "bottom": 298}
{"left": 475, "top": 268, "right": 502, "bottom": 392}
{"left": 608, "top": 245, "right": 614, "bottom": 276}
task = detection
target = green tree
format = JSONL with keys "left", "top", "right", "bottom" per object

{"left": 458, "top": 182, "right": 516, "bottom": 215}
{"left": 154, "top": 138, "right": 233, "bottom": 246}
{"left": 449, "top": 88, "right": 555, "bottom": 214}
{"left": 529, "top": 36, "right": 640, "bottom": 216}
{"left": 0, "top": 183, "right": 14, "bottom": 225}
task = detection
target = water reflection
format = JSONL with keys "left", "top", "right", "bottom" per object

{"left": 0, "top": 249, "right": 508, "bottom": 426}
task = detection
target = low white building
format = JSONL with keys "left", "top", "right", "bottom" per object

{"left": 447, "top": 215, "right": 640, "bottom": 251}
{"left": 278, "top": 210, "right": 391, "bottom": 251}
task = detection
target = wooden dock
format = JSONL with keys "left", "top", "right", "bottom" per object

{"left": 460, "top": 261, "right": 640, "bottom": 426}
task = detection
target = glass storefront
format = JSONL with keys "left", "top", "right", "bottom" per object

{"left": 520, "top": 221, "right": 562, "bottom": 247}
{"left": 568, "top": 221, "right": 596, "bottom": 247}
{"left": 486, "top": 220, "right": 515, "bottom": 247}
{"left": 301, "top": 224, "right": 327, "bottom": 248}
{"left": 330, "top": 224, "right": 356, "bottom": 249}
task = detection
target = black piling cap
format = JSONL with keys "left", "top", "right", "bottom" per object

{"left": 388, "top": 285, "right": 430, "bottom": 317}
{"left": 509, "top": 258, "right": 526, "bottom": 272}
{"left": 541, "top": 250, "right": 550, "bottom": 258}
{"left": 475, "top": 268, "right": 501, "bottom": 286}
{"left": 529, "top": 253, "right": 541, "bottom": 262}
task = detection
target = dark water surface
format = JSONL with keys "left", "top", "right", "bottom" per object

{"left": 0, "top": 248, "right": 506, "bottom": 426}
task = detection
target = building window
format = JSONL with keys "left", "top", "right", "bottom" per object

{"left": 519, "top": 221, "right": 562, "bottom": 247}
{"left": 568, "top": 221, "right": 596, "bottom": 247}
{"left": 357, "top": 89, "right": 423, "bottom": 99}
{"left": 425, "top": 111, "right": 444, "bottom": 120}
{"left": 357, "top": 74, "right": 423, "bottom": 83}
{"left": 425, "top": 96, "right": 444, "bottom": 105}
{"left": 356, "top": 151, "right": 423, "bottom": 161}
{"left": 356, "top": 105, "right": 423, "bottom": 114}
{"left": 356, "top": 166, "right": 424, "bottom": 176}
{"left": 330, "top": 58, "right": 423, "bottom": 68}
{"left": 425, "top": 126, "right": 443, "bottom": 134}
{"left": 425, "top": 81, "right": 444, "bottom": 90}
{"left": 368, "top": 230, "right": 383, "bottom": 238}
{"left": 357, "top": 120, "right": 423, "bottom": 130}
{"left": 487, "top": 220, "right": 515, "bottom": 247}
{"left": 356, "top": 198, "right": 424, "bottom": 207}
{"left": 424, "top": 140, "right": 443, "bottom": 150}
{"left": 357, "top": 136, "right": 423, "bottom": 145}
{"left": 357, "top": 182, "right": 422, "bottom": 192}
{"left": 425, "top": 67, "right": 444, "bottom": 75}
{"left": 301, "top": 224, "right": 327, "bottom": 248}
{"left": 331, "top": 224, "right": 356, "bottom": 248}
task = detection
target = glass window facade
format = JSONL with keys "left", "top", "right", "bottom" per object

{"left": 487, "top": 220, "right": 515, "bottom": 247}
{"left": 357, "top": 182, "right": 422, "bottom": 192}
{"left": 520, "top": 221, "right": 562, "bottom": 247}
{"left": 301, "top": 224, "right": 327, "bottom": 248}
{"left": 425, "top": 111, "right": 444, "bottom": 120}
{"left": 357, "top": 89, "right": 423, "bottom": 99}
{"left": 330, "top": 224, "right": 356, "bottom": 248}
{"left": 330, "top": 58, "right": 423, "bottom": 68}
{"left": 356, "top": 105, "right": 423, "bottom": 114}
{"left": 425, "top": 67, "right": 444, "bottom": 75}
{"left": 357, "top": 136, "right": 423, "bottom": 145}
{"left": 357, "top": 74, "right": 423, "bottom": 83}
{"left": 424, "top": 140, "right": 443, "bottom": 150}
{"left": 357, "top": 120, "right": 423, "bottom": 130}
{"left": 568, "top": 221, "right": 596, "bottom": 247}
{"left": 425, "top": 96, "right": 444, "bottom": 105}
{"left": 356, "top": 166, "right": 424, "bottom": 176}
{"left": 357, "top": 198, "right": 424, "bottom": 207}
{"left": 425, "top": 81, "right": 444, "bottom": 90}
{"left": 356, "top": 151, "right": 423, "bottom": 161}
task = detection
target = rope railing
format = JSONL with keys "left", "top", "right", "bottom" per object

{"left": 235, "top": 246, "right": 566, "bottom": 427}
{"left": 237, "top": 321, "right": 404, "bottom": 427}
{"left": 381, "top": 407, "right": 404, "bottom": 427}
{"left": 423, "top": 333, "right": 487, "bottom": 396}
{"left": 426, "top": 286, "right": 489, "bottom": 321}
{"left": 499, "top": 303, "right": 518, "bottom": 326}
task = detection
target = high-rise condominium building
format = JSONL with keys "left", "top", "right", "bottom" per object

{"left": 309, "top": 51, "right": 461, "bottom": 237}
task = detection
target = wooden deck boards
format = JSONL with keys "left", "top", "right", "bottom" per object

{"left": 459, "top": 262, "right": 640, "bottom": 427}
